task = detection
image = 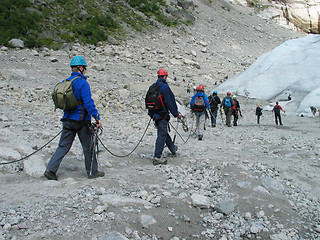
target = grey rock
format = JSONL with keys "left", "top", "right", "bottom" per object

{"left": 8, "top": 39, "right": 24, "bottom": 48}
{"left": 0, "top": 147, "right": 21, "bottom": 161}
{"left": 49, "top": 57, "right": 58, "bottom": 62}
{"left": 191, "top": 193, "right": 210, "bottom": 208}
{"left": 99, "top": 194, "right": 152, "bottom": 207}
{"left": 100, "top": 231, "right": 129, "bottom": 240}
{"left": 214, "top": 199, "right": 237, "bottom": 215}
{"left": 177, "top": 0, "right": 195, "bottom": 10}
{"left": 94, "top": 205, "right": 108, "bottom": 214}
{"left": 23, "top": 156, "right": 46, "bottom": 178}
{"left": 141, "top": 214, "right": 157, "bottom": 228}
{"left": 253, "top": 186, "right": 270, "bottom": 195}
{"left": 261, "top": 176, "right": 285, "bottom": 192}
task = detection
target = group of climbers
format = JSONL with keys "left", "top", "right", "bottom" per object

{"left": 189, "top": 88, "right": 241, "bottom": 130}
{"left": 45, "top": 56, "right": 293, "bottom": 180}
{"left": 188, "top": 85, "right": 289, "bottom": 132}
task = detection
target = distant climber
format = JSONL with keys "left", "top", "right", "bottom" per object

{"left": 256, "top": 104, "right": 263, "bottom": 124}
{"left": 272, "top": 101, "right": 285, "bottom": 125}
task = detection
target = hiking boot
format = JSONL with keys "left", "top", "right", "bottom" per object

{"left": 88, "top": 171, "right": 105, "bottom": 179}
{"left": 153, "top": 157, "right": 167, "bottom": 166}
{"left": 212, "top": 124, "right": 216, "bottom": 127}
{"left": 198, "top": 135, "right": 203, "bottom": 141}
{"left": 172, "top": 145, "right": 178, "bottom": 156}
{"left": 44, "top": 170, "right": 58, "bottom": 181}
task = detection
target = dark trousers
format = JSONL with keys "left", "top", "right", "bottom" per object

{"left": 232, "top": 110, "right": 239, "bottom": 126}
{"left": 47, "top": 121, "right": 98, "bottom": 176}
{"left": 210, "top": 109, "right": 218, "bottom": 126}
{"left": 275, "top": 113, "right": 282, "bottom": 125}
{"left": 154, "top": 119, "right": 175, "bottom": 158}
{"left": 257, "top": 115, "right": 261, "bottom": 124}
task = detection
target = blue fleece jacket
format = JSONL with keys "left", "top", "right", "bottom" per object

{"left": 148, "top": 78, "right": 179, "bottom": 118}
{"left": 62, "top": 72, "right": 100, "bottom": 122}
{"left": 190, "top": 92, "right": 211, "bottom": 110}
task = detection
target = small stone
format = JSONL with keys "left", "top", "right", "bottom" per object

{"left": 250, "top": 225, "right": 259, "bottom": 234}
{"left": 94, "top": 205, "right": 107, "bottom": 214}
{"left": 18, "top": 223, "right": 28, "bottom": 229}
{"left": 256, "top": 210, "right": 265, "bottom": 218}
{"left": 141, "top": 214, "right": 156, "bottom": 228}
{"left": 245, "top": 212, "right": 252, "bottom": 221}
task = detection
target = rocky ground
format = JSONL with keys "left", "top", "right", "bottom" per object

{"left": 1, "top": 1, "right": 319, "bottom": 240}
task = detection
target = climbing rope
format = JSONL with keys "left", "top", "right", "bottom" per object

{"left": 0, "top": 129, "right": 63, "bottom": 165}
{"left": 97, "top": 118, "right": 152, "bottom": 158}
{"left": 0, "top": 114, "right": 194, "bottom": 165}
{"left": 169, "top": 113, "right": 199, "bottom": 144}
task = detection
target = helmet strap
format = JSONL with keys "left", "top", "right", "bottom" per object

{"left": 77, "top": 66, "right": 85, "bottom": 75}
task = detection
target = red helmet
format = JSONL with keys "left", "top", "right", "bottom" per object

{"left": 157, "top": 68, "right": 168, "bottom": 76}
{"left": 196, "top": 85, "right": 204, "bottom": 92}
{"left": 227, "top": 91, "right": 231, "bottom": 95}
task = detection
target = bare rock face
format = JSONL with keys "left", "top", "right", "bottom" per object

{"left": 279, "top": 0, "right": 320, "bottom": 33}
{"left": 236, "top": 0, "right": 320, "bottom": 33}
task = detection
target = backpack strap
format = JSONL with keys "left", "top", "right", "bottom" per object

{"left": 68, "top": 76, "right": 83, "bottom": 106}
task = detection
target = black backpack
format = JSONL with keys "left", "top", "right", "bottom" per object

{"left": 274, "top": 105, "right": 280, "bottom": 114}
{"left": 145, "top": 82, "right": 165, "bottom": 110}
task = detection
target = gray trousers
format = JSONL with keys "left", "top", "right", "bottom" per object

{"left": 195, "top": 112, "right": 205, "bottom": 137}
{"left": 46, "top": 120, "right": 98, "bottom": 176}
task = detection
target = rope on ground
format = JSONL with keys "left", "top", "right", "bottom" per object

{"left": 98, "top": 118, "right": 152, "bottom": 158}
{"left": 0, "top": 130, "right": 63, "bottom": 165}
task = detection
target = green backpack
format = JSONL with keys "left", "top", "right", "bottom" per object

{"left": 52, "top": 77, "right": 81, "bottom": 111}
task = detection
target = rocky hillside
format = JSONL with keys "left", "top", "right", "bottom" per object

{"left": 1, "top": 0, "right": 196, "bottom": 48}
{"left": 2, "top": 0, "right": 319, "bottom": 49}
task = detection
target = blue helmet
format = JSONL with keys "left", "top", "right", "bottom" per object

{"left": 70, "top": 56, "right": 87, "bottom": 67}
{"left": 213, "top": 90, "right": 218, "bottom": 94}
